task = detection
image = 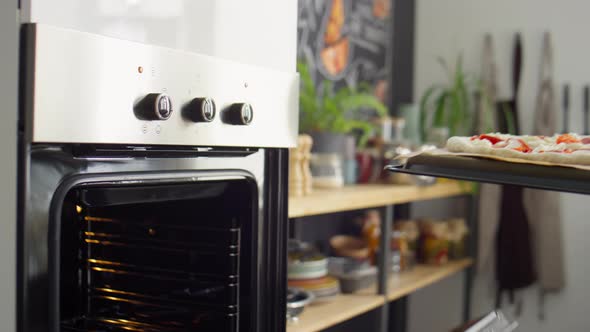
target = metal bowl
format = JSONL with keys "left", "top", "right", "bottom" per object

{"left": 286, "top": 288, "right": 315, "bottom": 323}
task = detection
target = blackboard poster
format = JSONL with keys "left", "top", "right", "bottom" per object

{"left": 297, "top": 0, "right": 391, "bottom": 103}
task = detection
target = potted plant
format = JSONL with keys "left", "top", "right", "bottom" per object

{"left": 419, "top": 56, "right": 488, "bottom": 146}
{"left": 298, "top": 61, "right": 388, "bottom": 154}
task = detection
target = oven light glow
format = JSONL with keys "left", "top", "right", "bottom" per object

{"left": 84, "top": 216, "right": 114, "bottom": 222}
{"left": 75, "top": 205, "right": 82, "bottom": 214}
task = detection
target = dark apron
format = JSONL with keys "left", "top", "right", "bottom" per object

{"left": 495, "top": 33, "right": 536, "bottom": 308}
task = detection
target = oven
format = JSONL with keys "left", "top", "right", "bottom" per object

{"left": 17, "top": 22, "right": 298, "bottom": 332}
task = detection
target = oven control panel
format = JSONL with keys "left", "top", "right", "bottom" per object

{"left": 184, "top": 98, "right": 216, "bottom": 123}
{"left": 26, "top": 24, "right": 299, "bottom": 148}
{"left": 135, "top": 93, "right": 174, "bottom": 121}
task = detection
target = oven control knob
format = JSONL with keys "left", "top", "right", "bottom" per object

{"left": 225, "top": 103, "right": 253, "bottom": 125}
{"left": 135, "top": 93, "right": 173, "bottom": 120}
{"left": 184, "top": 97, "right": 216, "bottom": 122}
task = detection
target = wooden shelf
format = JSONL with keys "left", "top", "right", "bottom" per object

{"left": 288, "top": 181, "right": 471, "bottom": 218}
{"left": 287, "top": 259, "right": 473, "bottom": 332}
{"left": 385, "top": 258, "right": 473, "bottom": 301}
{"left": 286, "top": 292, "right": 384, "bottom": 332}
{"left": 357, "top": 258, "right": 474, "bottom": 301}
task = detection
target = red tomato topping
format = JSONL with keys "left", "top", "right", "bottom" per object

{"left": 476, "top": 134, "right": 503, "bottom": 145}
{"left": 582, "top": 137, "right": 590, "bottom": 144}
{"left": 553, "top": 149, "right": 573, "bottom": 154}
{"left": 493, "top": 141, "right": 508, "bottom": 148}
{"left": 513, "top": 138, "right": 532, "bottom": 153}
{"left": 556, "top": 134, "right": 580, "bottom": 144}
{"left": 550, "top": 149, "right": 574, "bottom": 153}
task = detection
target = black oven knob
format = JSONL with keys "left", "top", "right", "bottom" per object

{"left": 184, "top": 97, "right": 216, "bottom": 122}
{"left": 134, "top": 93, "right": 173, "bottom": 120}
{"left": 225, "top": 103, "right": 253, "bottom": 125}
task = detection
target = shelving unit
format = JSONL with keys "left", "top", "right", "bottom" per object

{"left": 289, "top": 181, "right": 470, "bottom": 218}
{"left": 384, "top": 258, "right": 473, "bottom": 302}
{"left": 355, "top": 258, "right": 473, "bottom": 301}
{"left": 287, "top": 181, "right": 477, "bottom": 332}
{"left": 287, "top": 292, "right": 385, "bottom": 332}
{"left": 288, "top": 259, "right": 473, "bottom": 332}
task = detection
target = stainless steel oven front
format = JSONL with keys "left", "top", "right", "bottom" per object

{"left": 18, "top": 24, "right": 297, "bottom": 332}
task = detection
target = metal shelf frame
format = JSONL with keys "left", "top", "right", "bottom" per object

{"left": 288, "top": 188, "right": 477, "bottom": 332}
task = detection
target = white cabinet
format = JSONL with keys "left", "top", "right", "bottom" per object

{"left": 21, "top": 0, "right": 297, "bottom": 72}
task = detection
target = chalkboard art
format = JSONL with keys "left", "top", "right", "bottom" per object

{"left": 297, "top": 0, "right": 391, "bottom": 103}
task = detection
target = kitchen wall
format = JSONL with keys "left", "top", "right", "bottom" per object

{"left": 0, "top": 1, "right": 18, "bottom": 332}
{"left": 412, "top": 0, "right": 590, "bottom": 331}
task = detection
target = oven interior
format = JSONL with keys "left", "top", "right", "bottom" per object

{"left": 57, "top": 178, "right": 256, "bottom": 332}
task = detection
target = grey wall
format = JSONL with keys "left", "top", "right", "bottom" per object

{"left": 0, "top": 2, "right": 19, "bottom": 332}
{"left": 414, "top": 0, "right": 590, "bottom": 331}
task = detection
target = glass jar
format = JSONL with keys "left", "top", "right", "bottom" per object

{"left": 310, "top": 153, "right": 344, "bottom": 188}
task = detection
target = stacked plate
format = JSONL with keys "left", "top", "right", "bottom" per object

{"left": 288, "top": 275, "right": 340, "bottom": 301}
{"left": 288, "top": 240, "right": 340, "bottom": 301}
{"left": 288, "top": 257, "right": 328, "bottom": 280}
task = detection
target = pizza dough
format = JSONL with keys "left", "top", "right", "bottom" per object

{"left": 446, "top": 133, "right": 590, "bottom": 165}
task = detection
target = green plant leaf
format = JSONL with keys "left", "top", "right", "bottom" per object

{"left": 297, "top": 61, "right": 316, "bottom": 98}
{"left": 419, "top": 55, "right": 478, "bottom": 139}
{"left": 357, "top": 82, "right": 373, "bottom": 94}
{"left": 437, "top": 56, "right": 452, "bottom": 80}
{"left": 341, "top": 120, "right": 374, "bottom": 147}
{"left": 296, "top": 59, "right": 387, "bottom": 138}
{"left": 338, "top": 94, "right": 388, "bottom": 117}
{"left": 433, "top": 91, "right": 449, "bottom": 128}
{"left": 502, "top": 104, "right": 516, "bottom": 135}
{"left": 419, "top": 85, "right": 441, "bottom": 142}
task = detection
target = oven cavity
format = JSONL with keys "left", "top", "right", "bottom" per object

{"left": 58, "top": 180, "right": 254, "bottom": 332}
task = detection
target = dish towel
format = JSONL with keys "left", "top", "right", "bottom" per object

{"left": 523, "top": 31, "right": 565, "bottom": 319}
{"left": 476, "top": 34, "right": 502, "bottom": 274}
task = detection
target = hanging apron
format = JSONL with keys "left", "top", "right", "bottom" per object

{"left": 522, "top": 31, "right": 565, "bottom": 319}
{"left": 495, "top": 33, "right": 536, "bottom": 309}
{"left": 476, "top": 34, "right": 502, "bottom": 275}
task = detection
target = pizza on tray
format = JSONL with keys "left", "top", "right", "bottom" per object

{"left": 446, "top": 133, "right": 590, "bottom": 165}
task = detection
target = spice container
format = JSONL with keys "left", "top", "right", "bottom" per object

{"left": 418, "top": 219, "right": 450, "bottom": 265}
{"left": 447, "top": 218, "right": 469, "bottom": 259}
{"left": 394, "top": 220, "right": 419, "bottom": 252}
{"left": 361, "top": 210, "right": 381, "bottom": 264}
{"left": 310, "top": 153, "right": 344, "bottom": 188}
{"left": 390, "top": 231, "right": 415, "bottom": 272}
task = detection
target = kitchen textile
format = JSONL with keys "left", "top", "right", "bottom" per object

{"left": 476, "top": 34, "right": 502, "bottom": 275}
{"left": 494, "top": 33, "right": 536, "bottom": 309}
{"left": 522, "top": 31, "right": 565, "bottom": 319}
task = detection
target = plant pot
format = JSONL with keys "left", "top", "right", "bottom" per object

{"left": 309, "top": 132, "right": 357, "bottom": 185}
{"left": 309, "top": 132, "right": 350, "bottom": 154}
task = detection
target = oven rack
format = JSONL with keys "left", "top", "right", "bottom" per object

{"left": 386, "top": 153, "right": 590, "bottom": 194}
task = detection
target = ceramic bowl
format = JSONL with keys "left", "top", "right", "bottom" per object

{"left": 286, "top": 288, "right": 315, "bottom": 322}
{"left": 330, "top": 235, "right": 369, "bottom": 260}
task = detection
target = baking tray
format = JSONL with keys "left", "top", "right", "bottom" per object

{"left": 386, "top": 154, "right": 590, "bottom": 195}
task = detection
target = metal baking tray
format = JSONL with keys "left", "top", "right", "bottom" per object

{"left": 385, "top": 154, "right": 590, "bottom": 195}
